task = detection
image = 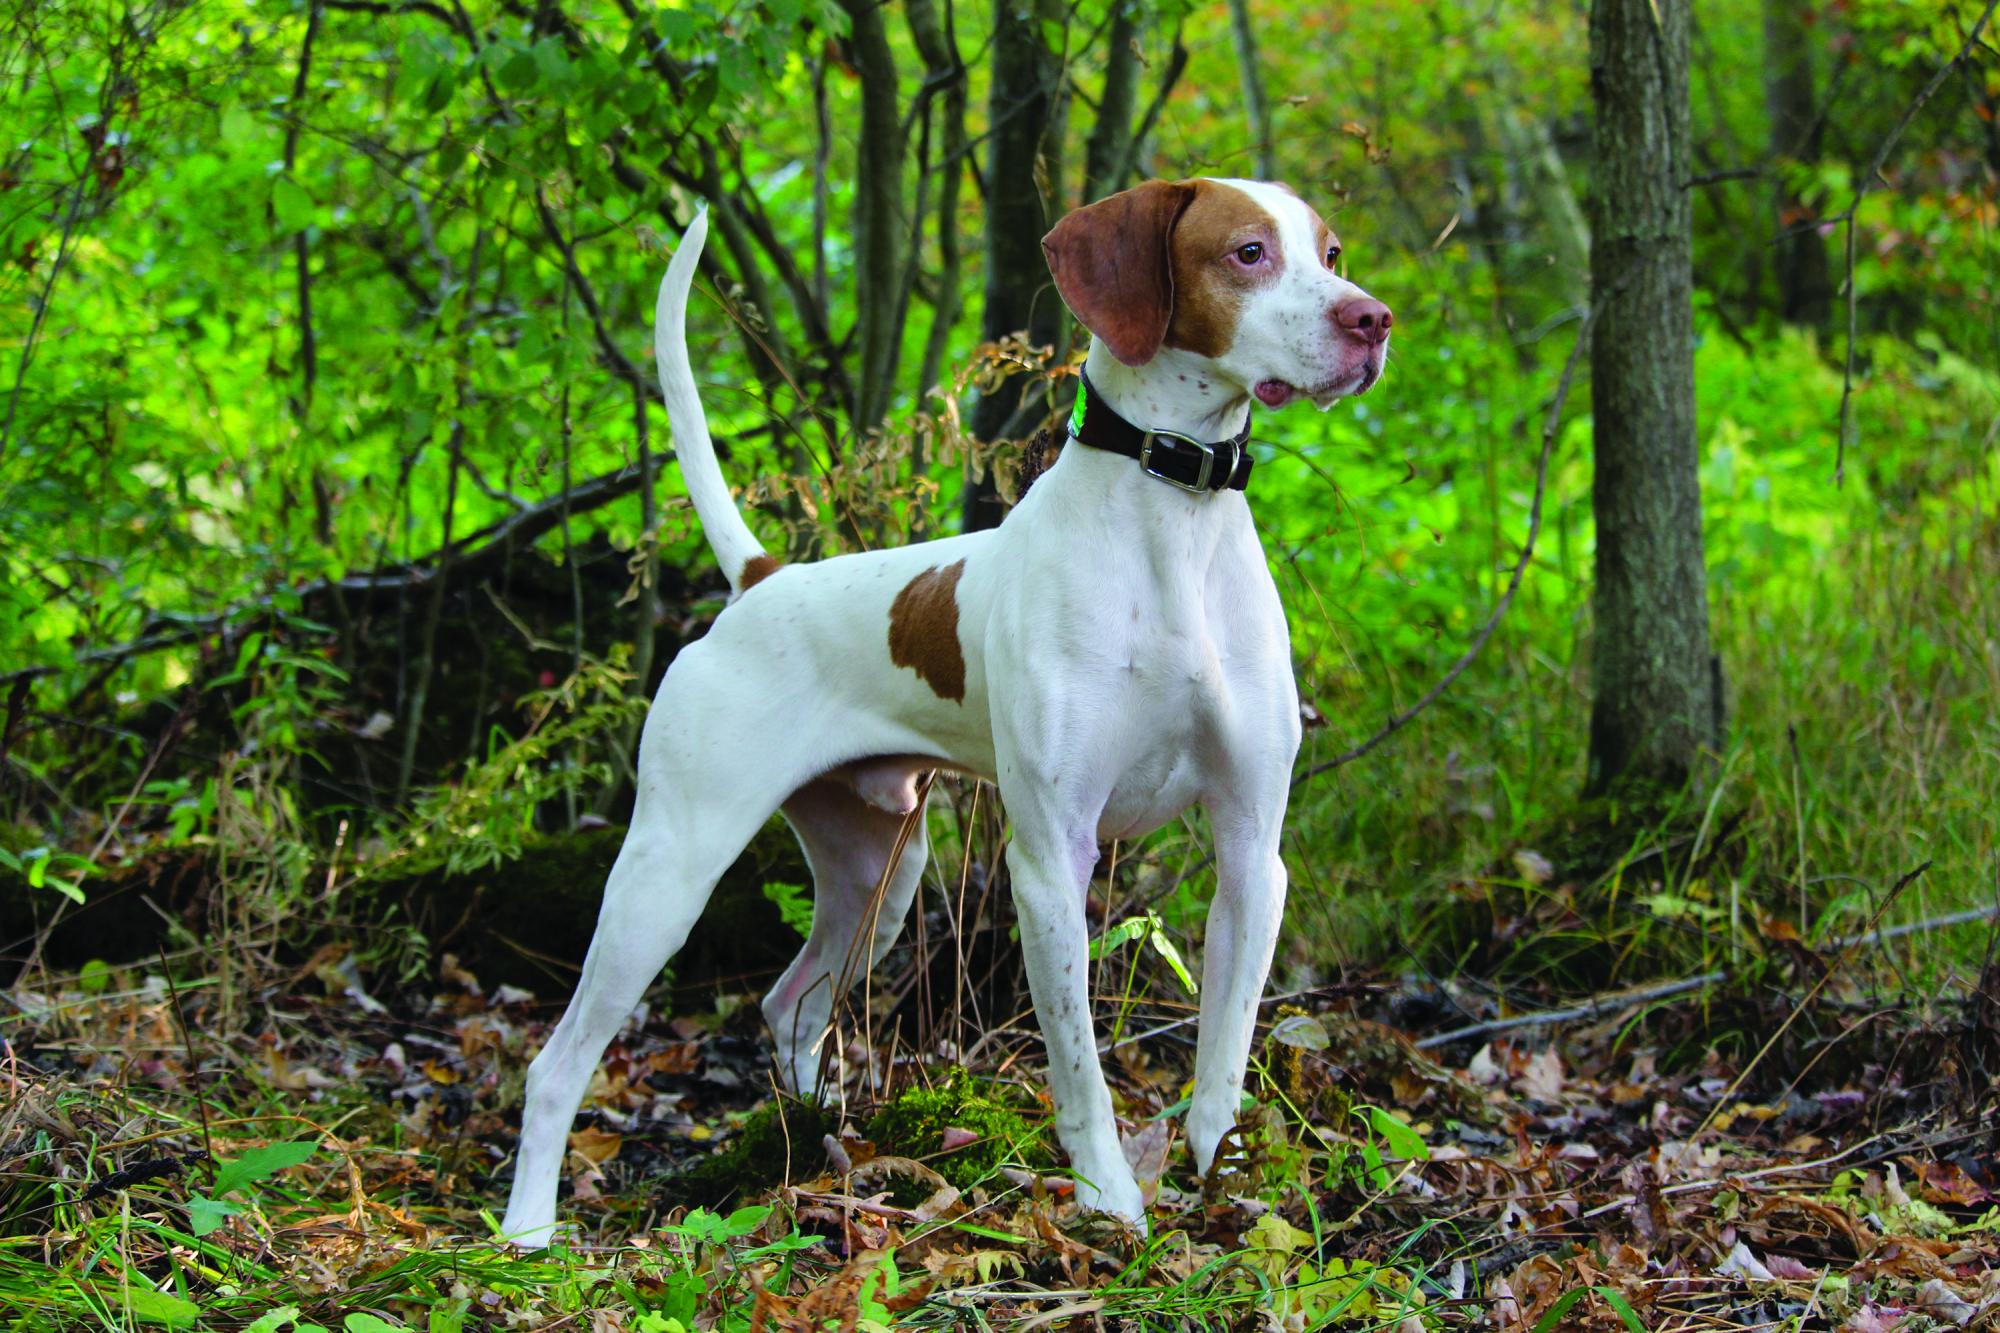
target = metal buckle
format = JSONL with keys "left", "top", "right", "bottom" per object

{"left": 1139, "top": 431, "right": 1216, "bottom": 492}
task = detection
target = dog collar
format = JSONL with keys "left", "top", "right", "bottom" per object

{"left": 1066, "top": 371, "right": 1255, "bottom": 494}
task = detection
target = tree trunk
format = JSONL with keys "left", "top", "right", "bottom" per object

{"left": 1585, "top": 0, "right": 1717, "bottom": 800}
{"left": 1225, "top": 0, "right": 1276, "bottom": 180}
{"left": 907, "top": 0, "right": 967, "bottom": 407}
{"left": 1083, "top": 3, "right": 1142, "bottom": 201}
{"left": 1763, "top": 0, "right": 1832, "bottom": 325}
{"left": 839, "top": 0, "right": 906, "bottom": 436}
{"left": 960, "top": 0, "right": 1067, "bottom": 533}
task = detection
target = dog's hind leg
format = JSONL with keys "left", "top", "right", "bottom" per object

{"left": 763, "top": 776, "right": 931, "bottom": 1098}
{"left": 499, "top": 652, "right": 821, "bottom": 1249}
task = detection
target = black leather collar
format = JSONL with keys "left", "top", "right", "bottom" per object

{"left": 1065, "top": 370, "right": 1255, "bottom": 493}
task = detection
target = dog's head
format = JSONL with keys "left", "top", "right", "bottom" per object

{"left": 1042, "top": 178, "right": 1391, "bottom": 408}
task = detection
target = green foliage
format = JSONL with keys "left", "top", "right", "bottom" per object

{"left": 1234, "top": 1213, "right": 1437, "bottom": 1329}
{"left": 1089, "top": 911, "right": 1198, "bottom": 995}
{"left": 0, "top": 843, "right": 95, "bottom": 904}
{"left": 186, "top": 1141, "right": 320, "bottom": 1237}
{"left": 388, "top": 655, "right": 647, "bottom": 880}
{"left": 761, "top": 880, "right": 814, "bottom": 938}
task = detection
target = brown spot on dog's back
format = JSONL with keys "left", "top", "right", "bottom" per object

{"left": 1166, "top": 180, "right": 1281, "bottom": 360}
{"left": 888, "top": 560, "right": 967, "bottom": 703}
{"left": 738, "top": 553, "right": 782, "bottom": 590}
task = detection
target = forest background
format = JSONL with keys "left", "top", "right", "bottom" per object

{"left": 2, "top": 0, "right": 1999, "bottom": 1328}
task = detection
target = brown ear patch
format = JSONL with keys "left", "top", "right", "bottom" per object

{"left": 738, "top": 553, "right": 783, "bottom": 590}
{"left": 888, "top": 560, "right": 967, "bottom": 703}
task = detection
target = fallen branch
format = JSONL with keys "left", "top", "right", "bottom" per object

{"left": 1411, "top": 895, "right": 1995, "bottom": 1050}
{"left": 0, "top": 450, "right": 705, "bottom": 688}
{"left": 1413, "top": 972, "right": 1724, "bottom": 1050}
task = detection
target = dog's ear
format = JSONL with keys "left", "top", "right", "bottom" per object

{"left": 1042, "top": 180, "right": 1197, "bottom": 367}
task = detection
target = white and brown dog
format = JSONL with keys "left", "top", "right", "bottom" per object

{"left": 501, "top": 178, "right": 1391, "bottom": 1244}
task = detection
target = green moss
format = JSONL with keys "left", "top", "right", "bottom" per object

{"left": 666, "top": 1097, "right": 841, "bottom": 1207}
{"left": 863, "top": 1069, "right": 1050, "bottom": 1191}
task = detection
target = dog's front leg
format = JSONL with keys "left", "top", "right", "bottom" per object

{"left": 1006, "top": 827, "right": 1148, "bottom": 1226}
{"left": 1186, "top": 802, "right": 1290, "bottom": 1179}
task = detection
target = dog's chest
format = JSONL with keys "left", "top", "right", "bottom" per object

{"left": 1091, "top": 584, "right": 1263, "bottom": 839}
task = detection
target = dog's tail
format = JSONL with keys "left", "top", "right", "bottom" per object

{"left": 656, "top": 207, "right": 768, "bottom": 591}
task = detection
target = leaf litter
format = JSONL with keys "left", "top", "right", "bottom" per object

{"left": 2, "top": 930, "right": 1997, "bottom": 1331}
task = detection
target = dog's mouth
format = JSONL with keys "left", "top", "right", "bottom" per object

{"left": 1253, "top": 379, "right": 1297, "bottom": 409}
{"left": 1259, "top": 357, "right": 1384, "bottom": 412}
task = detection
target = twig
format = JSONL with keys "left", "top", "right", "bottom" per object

{"left": 1685, "top": 166, "right": 1762, "bottom": 187}
{"left": 396, "top": 421, "right": 461, "bottom": 800}
{"left": 157, "top": 944, "right": 217, "bottom": 1183}
{"left": 1292, "top": 292, "right": 1603, "bottom": 787}
{"left": 284, "top": 2, "right": 324, "bottom": 420}
{"left": 1098, "top": 984, "right": 1361, "bottom": 1054}
{"left": 532, "top": 186, "right": 645, "bottom": 390}
{"left": 1845, "top": 902, "right": 2000, "bottom": 948}
{"left": 1117, "top": 25, "right": 1189, "bottom": 188}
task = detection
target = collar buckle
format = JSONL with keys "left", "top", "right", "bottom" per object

{"left": 1138, "top": 430, "right": 1218, "bottom": 493}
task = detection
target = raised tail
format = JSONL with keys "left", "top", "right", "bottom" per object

{"left": 656, "top": 207, "right": 768, "bottom": 591}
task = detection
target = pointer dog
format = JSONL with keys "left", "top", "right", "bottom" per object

{"left": 502, "top": 178, "right": 1392, "bottom": 1244}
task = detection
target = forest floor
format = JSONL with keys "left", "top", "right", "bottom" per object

{"left": 4, "top": 915, "right": 1999, "bottom": 1333}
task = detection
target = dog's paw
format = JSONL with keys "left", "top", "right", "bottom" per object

{"left": 1071, "top": 1166, "right": 1149, "bottom": 1234}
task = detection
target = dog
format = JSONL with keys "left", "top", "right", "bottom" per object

{"left": 500, "top": 178, "right": 1392, "bottom": 1245}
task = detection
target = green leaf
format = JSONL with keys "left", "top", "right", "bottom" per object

{"left": 426, "top": 1301, "right": 468, "bottom": 1333}
{"left": 1087, "top": 914, "right": 1153, "bottom": 959}
{"left": 1270, "top": 1014, "right": 1328, "bottom": 1050}
{"left": 217, "top": 101, "right": 258, "bottom": 146}
{"left": 273, "top": 177, "right": 314, "bottom": 231}
{"left": 497, "top": 48, "right": 538, "bottom": 93}
{"left": 721, "top": 1204, "right": 771, "bottom": 1238}
{"left": 212, "top": 1140, "right": 318, "bottom": 1197}
{"left": 185, "top": 1194, "right": 241, "bottom": 1236}
{"left": 1366, "top": 1106, "right": 1430, "bottom": 1161}
{"left": 344, "top": 1315, "right": 405, "bottom": 1333}
{"left": 1597, "top": 1287, "right": 1646, "bottom": 1332}
{"left": 122, "top": 1288, "right": 202, "bottom": 1326}
{"left": 1530, "top": 1289, "right": 1590, "bottom": 1333}
{"left": 244, "top": 1307, "right": 301, "bottom": 1333}
{"left": 531, "top": 38, "right": 572, "bottom": 90}
{"left": 1146, "top": 925, "right": 1198, "bottom": 995}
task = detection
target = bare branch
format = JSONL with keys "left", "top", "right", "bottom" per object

{"left": 1833, "top": 0, "right": 1998, "bottom": 483}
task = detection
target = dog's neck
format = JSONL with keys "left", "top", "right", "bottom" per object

{"left": 1080, "top": 339, "right": 1253, "bottom": 444}
{"left": 1034, "top": 340, "right": 1258, "bottom": 557}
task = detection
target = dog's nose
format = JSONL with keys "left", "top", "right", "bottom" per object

{"left": 1334, "top": 296, "right": 1393, "bottom": 345}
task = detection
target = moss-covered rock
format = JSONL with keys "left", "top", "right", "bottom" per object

{"left": 663, "top": 1097, "right": 841, "bottom": 1207}
{"left": 863, "top": 1069, "right": 1051, "bottom": 1190}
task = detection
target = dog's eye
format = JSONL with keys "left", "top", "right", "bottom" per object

{"left": 1234, "top": 242, "right": 1264, "bottom": 265}
{"left": 1325, "top": 245, "right": 1342, "bottom": 268}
